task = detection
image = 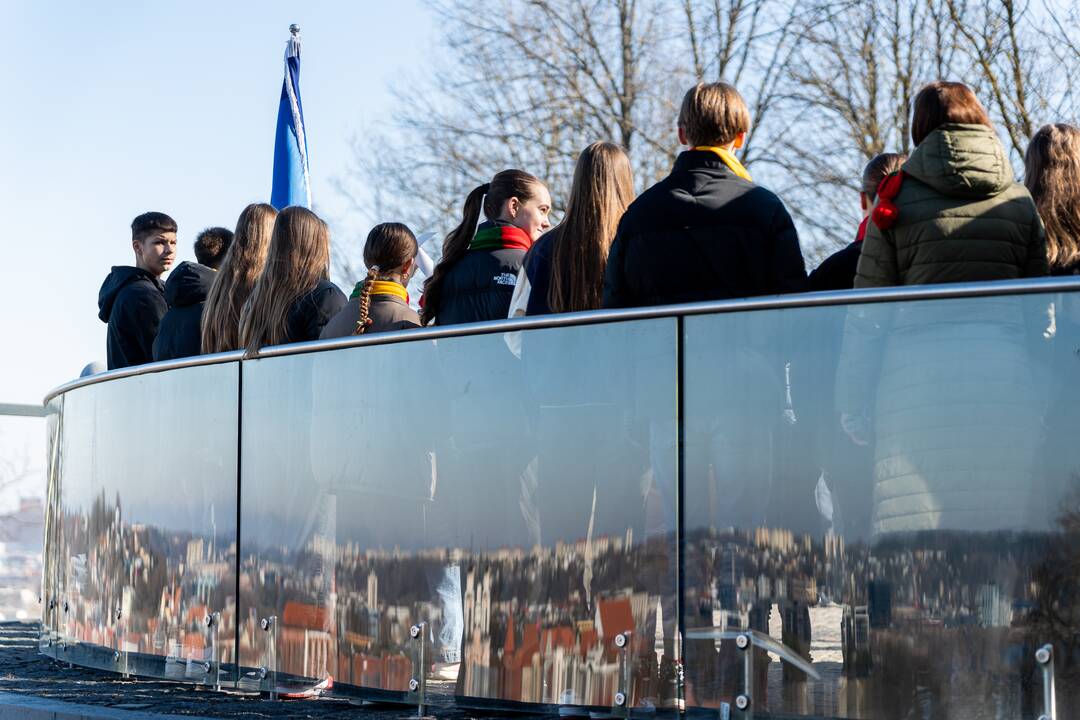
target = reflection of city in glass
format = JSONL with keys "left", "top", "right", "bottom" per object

{"left": 38, "top": 288, "right": 1080, "bottom": 719}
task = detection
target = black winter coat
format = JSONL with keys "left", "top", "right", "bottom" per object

{"left": 435, "top": 248, "right": 525, "bottom": 325}
{"left": 153, "top": 262, "right": 215, "bottom": 362}
{"left": 285, "top": 279, "right": 347, "bottom": 343}
{"left": 809, "top": 222, "right": 866, "bottom": 291}
{"left": 602, "top": 150, "right": 807, "bottom": 308}
{"left": 98, "top": 266, "right": 167, "bottom": 370}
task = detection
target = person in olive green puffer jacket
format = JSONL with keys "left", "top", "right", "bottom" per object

{"left": 838, "top": 82, "right": 1051, "bottom": 537}
{"left": 856, "top": 86, "right": 1048, "bottom": 287}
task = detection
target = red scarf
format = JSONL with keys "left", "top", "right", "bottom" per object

{"left": 855, "top": 217, "right": 869, "bottom": 243}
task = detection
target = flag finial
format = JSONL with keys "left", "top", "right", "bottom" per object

{"left": 289, "top": 23, "right": 300, "bottom": 36}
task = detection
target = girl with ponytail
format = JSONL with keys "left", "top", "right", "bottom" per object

{"left": 321, "top": 223, "right": 421, "bottom": 338}
{"left": 420, "top": 169, "right": 551, "bottom": 325}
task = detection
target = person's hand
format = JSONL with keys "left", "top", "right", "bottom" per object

{"left": 840, "top": 411, "right": 871, "bottom": 447}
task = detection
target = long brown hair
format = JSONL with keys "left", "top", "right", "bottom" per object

{"left": 201, "top": 204, "right": 277, "bottom": 354}
{"left": 1026, "top": 123, "right": 1080, "bottom": 271}
{"left": 911, "top": 81, "right": 992, "bottom": 146}
{"left": 547, "top": 143, "right": 634, "bottom": 313}
{"left": 355, "top": 223, "right": 418, "bottom": 334}
{"left": 238, "top": 206, "right": 331, "bottom": 355}
{"left": 420, "top": 169, "right": 545, "bottom": 325}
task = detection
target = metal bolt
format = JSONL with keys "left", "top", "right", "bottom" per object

{"left": 114, "top": 650, "right": 121, "bottom": 662}
{"left": 409, "top": 678, "right": 420, "bottom": 692}
{"left": 1036, "top": 644, "right": 1053, "bottom": 665}
{"left": 203, "top": 661, "right": 212, "bottom": 673}
{"left": 63, "top": 601, "right": 69, "bottom": 613}
{"left": 735, "top": 633, "right": 750, "bottom": 650}
{"left": 260, "top": 617, "right": 273, "bottom": 631}
{"left": 48, "top": 599, "right": 55, "bottom": 610}
{"left": 615, "top": 632, "right": 628, "bottom": 648}
{"left": 257, "top": 666, "right": 267, "bottom": 680}
{"left": 735, "top": 694, "right": 750, "bottom": 710}
{"left": 614, "top": 692, "right": 627, "bottom": 707}
{"left": 115, "top": 608, "right": 122, "bottom": 621}
{"left": 205, "top": 614, "right": 215, "bottom": 628}
{"left": 409, "top": 624, "right": 422, "bottom": 639}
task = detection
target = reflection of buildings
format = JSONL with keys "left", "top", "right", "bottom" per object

{"left": 46, "top": 490, "right": 236, "bottom": 671}
{"left": 238, "top": 529, "right": 672, "bottom": 707}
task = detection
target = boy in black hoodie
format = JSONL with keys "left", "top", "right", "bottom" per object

{"left": 602, "top": 82, "right": 806, "bottom": 307}
{"left": 153, "top": 227, "right": 233, "bottom": 361}
{"left": 98, "top": 212, "right": 177, "bottom": 370}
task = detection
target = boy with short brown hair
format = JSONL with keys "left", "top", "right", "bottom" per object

{"left": 603, "top": 82, "right": 806, "bottom": 307}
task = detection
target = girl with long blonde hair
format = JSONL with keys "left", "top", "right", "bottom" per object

{"left": 238, "top": 206, "right": 346, "bottom": 355}
{"left": 201, "top": 203, "right": 277, "bottom": 353}
{"left": 510, "top": 142, "right": 634, "bottom": 316}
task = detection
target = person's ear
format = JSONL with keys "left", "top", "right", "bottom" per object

{"left": 733, "top": 131, "right": 746, "bottom": 150}
{"left": 860, "top": 193, "right": 869, "bottom": 211}
{"left": 401, "top": 258, "right": 415, "bottom": 277}
{"left": 506, "top": 197, "right": 521, "bottom": 219}
{"left": 678, "top": 126, "right": 688, "bottom": 146}
{"left": 131, "top": 238, "right": 143, "bottom": 258}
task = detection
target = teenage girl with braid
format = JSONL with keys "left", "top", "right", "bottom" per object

{"left": 321, "top": 223, "right": 421, "bottom": 338}
{"left": 420, "top": 169, "right": 552, "bottom": 325}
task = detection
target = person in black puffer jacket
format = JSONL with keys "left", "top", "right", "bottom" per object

{"left": 239, "top": 206, "right": 346, "bottom": 355}
{"left": 153, "top": 227, "right": 233, "bottom": 361}
{"left": 603, "top": 82, "right": 806, "bottom": 308}
{"left": 420, "top": 169, "right": 551, "bottom": 326}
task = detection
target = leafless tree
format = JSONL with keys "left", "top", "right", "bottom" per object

{"left": 335, "top": 0, "right": 807, "bottom": 271}
{"left": 335, "top": 0, "right": 1080, "bottom": 271}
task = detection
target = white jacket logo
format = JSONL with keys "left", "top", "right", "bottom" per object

{"left": 495, "top": 273, "right": 517, "bottom": 286}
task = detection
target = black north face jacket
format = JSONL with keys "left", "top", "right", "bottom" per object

{"left": 435, "top": 248, "right": 526, "bottom": 326}
{"left": 98, "top": 266, "right": 167, "bottom": 370}
{"left": 602, "top": 149, "right": 807, "bottom": 308}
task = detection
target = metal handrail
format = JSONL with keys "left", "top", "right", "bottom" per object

{"left": 684, "top": 627, "right": 822, "bottom": 680}
{"left": 42, "top": 275, "right": 1080, "bottom": 404}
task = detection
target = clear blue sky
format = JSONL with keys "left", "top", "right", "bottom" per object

{"left": 0, "top": 2, "right": 435, "bottom": 503}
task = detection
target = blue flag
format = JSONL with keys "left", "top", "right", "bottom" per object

{"left": 271, "top": 25, "right": 311, "bottom": 209}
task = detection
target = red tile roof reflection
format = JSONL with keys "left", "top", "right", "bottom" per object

{"left": 282, "top": 601, "right": 329, "bottom": 631}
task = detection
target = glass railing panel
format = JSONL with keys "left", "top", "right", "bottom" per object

{"left": 682, "top": 289, "right": 1080, "bottom": 719}
{"left": 239, "top": 319, "right": 679, "bottom": 713}
{"left": 41, "top": 364, "right": 239, "bottom": 684}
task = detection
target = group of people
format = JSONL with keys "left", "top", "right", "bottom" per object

{"left": 98, "top": 80, "right": 1080, "bottom": 371}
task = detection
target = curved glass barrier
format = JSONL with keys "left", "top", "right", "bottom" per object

{"left": 39, "top": 364, "right": 239, "bottom": 686}
{"left": 682, "top": 290, "right": 1080, "bottom": 719}
{"left": 38, "top": 283, "right": 1080, "bottom": 718}
{"left": 238, "top": 319, "right": 678, "bottom": 712}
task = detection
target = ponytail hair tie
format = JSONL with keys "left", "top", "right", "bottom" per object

{"left": 871, "top": 171, "right": 905, "bottom": 231}
{"left": 480, "top": 183, "right": 491, "bottom": 194}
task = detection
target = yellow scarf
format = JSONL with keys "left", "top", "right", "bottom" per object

{"left": 692, "top": 146, "right": 752, "bottom": 182}
{"left": 368, "top": 280, "right": 408, "bottom": 302}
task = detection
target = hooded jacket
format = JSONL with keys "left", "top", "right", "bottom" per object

{"left": 856, "top": 124, "right": 1048, "bottom": 287}
{"left": 98, "top": 266, "right": 167, "bottom": 370}
{"left": 152, "top": 261, "right": 216, "bottom": 362}
{"left": 602, "top": 149, "right": 807, "bottom": 308}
